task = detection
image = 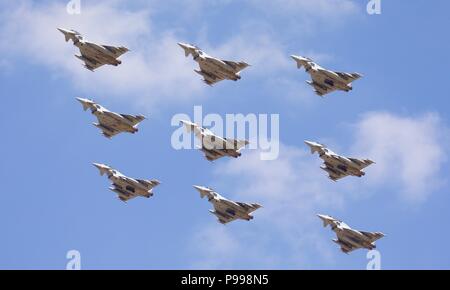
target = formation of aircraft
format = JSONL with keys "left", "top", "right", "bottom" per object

{"left": 93, "top": 163, "right": 160, "bottom": 202}
{"left": 180, "top": 120, "right": 249, "bottom": 161}
{"left": 317, "top": 214, "right": 385, "bottom": 254}
{"left": 77, "top": 98, "right": 146, "bottom": 139}
{"left": 193, "top": 186, "right": 262, "bottom": 224}
{"left": 305, "top": 141, "right": 375, "bottom": 181}
{"left": 291, "top": 55, "right": 362, "bottom": 97}
{"left": 178, "top": 42, "right": 250, "bottom": 85}
{"left": 58, "top": 28, "right": 129, "bottom": 71}
{"left": 60, "top": 28, "right": 384, "bottom": 254}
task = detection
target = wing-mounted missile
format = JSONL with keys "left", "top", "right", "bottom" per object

{"left": 332, "top": 239, "right": 352, "bottom": 254}
{"left": 119, "top": 114, "right": 146, "bottom": 126}
{"left": 137, "top": 179, "right": 161, "bottom": 189}
{"left": 336, "top": 72, "right": 363, "bottom": 82}
{"left": 93, "top": 163, "right": 112, "bottom": 176}
{"left": 209, "top": 210, "right": 230, "bottom": 224}
{"left": 92, "top": 123, "right": 115, "bottom": 139}
{"left": 194, "top": 69, "right": 214, "bottom": 79}
{"left": 223, "top": 138, "right": 250, "bottom": 151}
{"left": 348, "top": 157, "right": 376, "bottom": 169}
{"left": 75, "top": 55, "right": 97, "bottom": 70}
{"left": 198, "top": 146, "right": 222, "bottom": 162}
{"left": 320, "top": 165, "right": 338, "bottom": 175}
{"left": 109, "top": 187, "right": 131, "bottom": 201}
{"left": 240, "top": 203, "right": 262, "bottom": 212}
{"left": 193, "top": 70, "right": 217, "bottom": 86}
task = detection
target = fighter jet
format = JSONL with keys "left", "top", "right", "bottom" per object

{"left": 317, "top": 214, "right": 385, "bottom": 254}
{"left": 305, "top": 141, "right": 374, "bottom": 181}
{"left": 93, "top": 163, "right": 160, "bottom": 202}
{"left": 58, "top": 28, "right": 129, "bottom": 71}
{"left": 180, "top": 120, "right": 249, "bottom": 161}
{"left": 178, "top": 42, "right": 250, "bottom": 85}
{"left": 77, "top": 98, "right": 145, "bottom": 139}
{"left": 291, "top": 55, "right": 362, "bottom": 97}
{"left": 193, "top": 186, "right": 262, "bottom": 224}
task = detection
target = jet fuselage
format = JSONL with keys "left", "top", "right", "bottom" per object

{"left": 108, "top": 173, "right": 154, "bottom": 200}
{"left": 210, "top": 197, "right": 253, "bottom": 221}
{"left": 308, "top": 65, "right": 353, "bottom": 92}
{"left": 319, "top": 151, "right": 365, "bottom": 177}
{"left": 76, "top": 41, "right": 121, "bottom": 66}
{"left": 94, "top": 110, "right": 139, "bottom": 134}
{"left": 194, "top": 54, "right": 241, "bottom": 81}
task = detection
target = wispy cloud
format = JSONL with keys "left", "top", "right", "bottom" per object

{"left": 188, "top": 111, "right": 450, "bottom": 268}
{"left": 188, "top": 144, "right": 345, "bottom": 269}
{"left": 0, "top": 0, "right": 203, "bottom": 109}
{"left": 351, "top": 112, "right": 449, "bottom": 203}
{"left": 0, "top": 0, "right": 361, "bottom": 110}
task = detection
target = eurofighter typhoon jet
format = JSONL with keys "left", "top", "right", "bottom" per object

{"left": 317, "top": 214, "right": 385, "bottom": 254}
{"left": 180, "top": 120, "right": 249, "bottom": 161}
{"left": 178, "top": 42, "right": 250, "bottom": 85}
{"left": 93, "top": 163, "right": 160, "bottom": 202}
{"left": 193, "top": 186, "right": 262, "bottom": 224}
{"left": 291, "top": 55, "right": 362, "bottom": 97}
{"left": 58, "top": 28, "right": 129, "bottom": 71}
{"left": 77, "top": 98, "right": 145, "bottom": 139}
{"left": 305, "top": 141, "right": 374, "bottom": 181}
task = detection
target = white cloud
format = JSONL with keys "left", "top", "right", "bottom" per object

{"left": 188, "top": 144, "right": 345, "bottom": 268}
{"left": 351, "top": 112, "right": 449, "bottom": 203}
{"left": 0, "top": 0, "right": 360, "bottom": 110}
{"left": 188, "top": 112, "right": 450, "bottom": 268}
{"left": 0, "top": 0, "right": 203, "bottom": 110}
{"left": 212, "top": 33, "right": 291, "bottom": 75}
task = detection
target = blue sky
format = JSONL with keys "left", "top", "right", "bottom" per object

{"left": 0, "top": 0, "right": 449, "bottom": 269}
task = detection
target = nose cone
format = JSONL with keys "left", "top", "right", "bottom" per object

{"left": 93, "top": 163, "right": 104, "bottom": 170}
{"left": 304, "top": 140, "right": 317, "bottom": 147}
{"left": 76, "top": 97, "right": 88, "bottom": 104}
{"left": 317, "top": 214, "right": 327, "bottom": 220}
{"left": 193, "top": 185, "right": 206, "bottom": 192}
{"left": 93, "top": 163, "right": 110, "bottom": 171}
{"left": 180, "top": 119, "right": 196, "bottom": 127}
{"left": 178, "top": 42, "right": 189, "bottom": 49}
{"left": 317, "top": 213, "right": 335, "bottom": 221}
{"left": 291, "top": 55, "right": 300, "bottom": 61}
{"left": 57, "top": 27, "right": 67, "bottom": 34}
